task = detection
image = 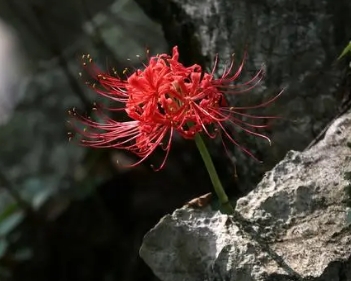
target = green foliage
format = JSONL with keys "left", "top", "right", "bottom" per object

{"left": 0, "top": 202, "right": 24, "bottom": 259}
{"left": 0, "top": 210, "right": 24, "bottom": 237}
{"left": 0, "top": 240, "right": 8, "bottom": 258}
{"left": 338, "top": 41, "right": 351, "bottom": 60}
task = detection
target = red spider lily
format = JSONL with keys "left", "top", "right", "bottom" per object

{"left": 69, "top": 46, "right": 282, "bottom": 170}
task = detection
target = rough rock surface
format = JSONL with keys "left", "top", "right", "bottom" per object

{"left": 0, "top": 0, "right": 167, "bottom": 212}
{"left": 135, "top": 0, "right": 351, "bottom": 191}
{"left": 140, "top": 110, "right": 351, "bottom": 281}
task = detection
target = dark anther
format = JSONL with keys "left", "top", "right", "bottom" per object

{"left": 67, "top": 132, "right": 74, "bottom": 142}
{"left": 157, "top": 103, "right": 165, "bottom": 115}
{"left": 68, "top": 107, "right": 77, "bottom": 116}
{"left": 92, "top": 102, "right": 98, "bottom": 111}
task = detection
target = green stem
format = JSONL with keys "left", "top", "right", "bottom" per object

{"left": 194, "top": 133, "right": 234, "bottom": 214}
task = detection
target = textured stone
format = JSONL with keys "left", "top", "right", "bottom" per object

{"left": 140, "top": 110, "right": 351, "bottom": 281}
{"left": 135, "top": 0, "right": 351, "bottom": 191}
{"left": 0, "top": 20, "right": 25, "bottom": 124}
{"left": 0, "top": 0, "right": 168, "bottom": 211}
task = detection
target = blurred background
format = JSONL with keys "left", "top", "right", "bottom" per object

{"left": 0, "top": 0, "right": 350, "bottom": 280}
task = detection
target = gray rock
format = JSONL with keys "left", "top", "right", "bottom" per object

{"left": 135, "top": 0, "right": 351, "bottom": 191}
{"left": 140, "top": 110, "right": 351, "bottom": 281}
{"left": 0, "top": 20, "right": 26, "bottom": 124}
{"left": 0, "top": 0, "right": 168, "bottom": 213}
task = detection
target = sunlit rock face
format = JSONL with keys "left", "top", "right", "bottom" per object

{"left": 0, "top": 20, "right": 25, "bottom": 124}
{"left": 140, "top": 111, "right": 351, "bottom": 281}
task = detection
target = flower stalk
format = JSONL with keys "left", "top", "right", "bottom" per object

{"left": 70, "top": 46, "right": 281, "bottom": 214}
{"left": 194, "top": 133, "right": 234, "bottom": 214}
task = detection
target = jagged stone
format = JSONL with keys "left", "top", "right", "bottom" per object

{"left": 140, "top": 111, "right": 351, "bottom": 281}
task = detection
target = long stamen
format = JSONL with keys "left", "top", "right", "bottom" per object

{"left": 71, "top": 46, "right": 281, "bottom": 213}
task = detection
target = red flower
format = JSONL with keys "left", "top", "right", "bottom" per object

{"left": 69, "top": 46, "right": 281, "bottom": 170}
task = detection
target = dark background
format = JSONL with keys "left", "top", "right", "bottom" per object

{"left": 0, "top": 0, "right": 350, "bottom": 280}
